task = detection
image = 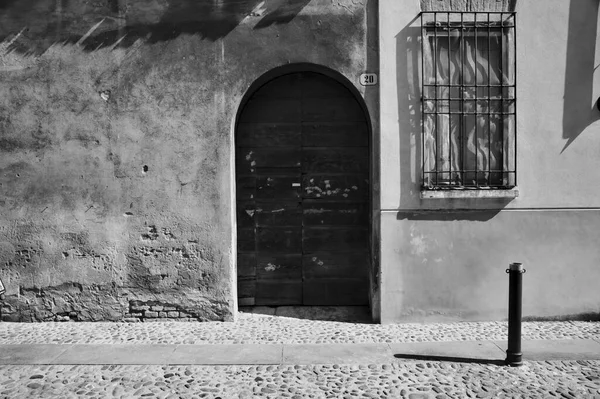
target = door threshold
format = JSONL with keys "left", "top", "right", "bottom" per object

{"left": 238, "top": 305, "right": 372, "bottom": 324}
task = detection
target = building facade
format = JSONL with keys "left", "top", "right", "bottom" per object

{"left": 0, "top": 0, "right": 598, "bottom": 323}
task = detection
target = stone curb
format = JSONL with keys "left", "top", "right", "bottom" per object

{"left": 1, "top": 339, "right": 599, "bottom": 365}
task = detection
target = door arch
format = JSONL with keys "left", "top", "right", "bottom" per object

{"left": 235, "top": 65, "right": 371, "bottom": 306}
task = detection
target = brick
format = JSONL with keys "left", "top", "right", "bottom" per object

{"left": 131, "top": 305, "right": 150, "bottom": 312}
{"left": 144, "top": 311, "right": 159, "bottom": 318}
{"left": 124, "top": 318, "right": 140, "bottom": 323}
{"left": 152, "top": 306, "right": 164, "bottom": 311}
{"left": 163, "top": 307, "right": 177, "bottom": 311}
{"left": 167, "top": 311, "right": 179, "bottom": 318}
{"left": 158, "top": 312, "right": 167, "bottom": 318}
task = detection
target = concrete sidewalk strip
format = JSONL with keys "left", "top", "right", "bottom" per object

{"left": 168, "top": 344, "right": 283, "bottom": 365}
{"left": 282, "top": 343, "right": 391, "bottom": 365}
{"left": 50, "top": 344, "right": 177, "bottom": 365}
{"left": 1, "top": 340, "right": 600, "bottom": 365}
{"left": 389, "top": 341, "right": 505, "bottom": 361}
{"left": 493, "top": 339, "right": 600, "bottom": 361}
{"left": 0, "top": 344, "right": 68, "bottom": 365}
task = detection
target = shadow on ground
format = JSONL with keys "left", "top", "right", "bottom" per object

{"left": 394, "top": 354, "right": 506, "bottom": 366}
{"left": 239, "top": 306, "right": 373, "bottom": 324}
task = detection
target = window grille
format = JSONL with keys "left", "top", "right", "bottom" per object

{"left": 420, "top": 12, "right": 516, "bottom": 190}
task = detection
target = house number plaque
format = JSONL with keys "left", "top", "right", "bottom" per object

{"left": 359, "top": 73, "right": 378, "bottom": 86}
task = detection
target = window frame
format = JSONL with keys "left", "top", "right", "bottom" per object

{"left": 419, "top": 12, "right": 517, "bottom": 195}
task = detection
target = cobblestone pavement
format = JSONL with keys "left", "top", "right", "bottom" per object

{"left": 0, "top": 360, "right": 598, "bottom": 398}
{"left": 0, "top": 317, "right": 598, "bottom": 398}
{"left": 0, "top": 314, "right": 598, "bottom": 344}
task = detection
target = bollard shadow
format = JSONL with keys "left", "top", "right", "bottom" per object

{"left": 393, "top": 353, "right": 506, "bottom": 366}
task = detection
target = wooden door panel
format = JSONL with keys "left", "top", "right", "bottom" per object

{"left": 303, "top": 201, "right": 368, "bottom": 226}
{"left": 256, "top": 280, "right": 302, "bottom": 305}
{"left": 236, "top": 147, "right": 301, "bottom": 174}
{"left": 303, "top": 252, "right": 369, "bottom": 279}
{"left": 302, "top": 175, "right": 369, "bottom": 200}
{"left": 256, "top": 175, "right": 302, "bottom": 200}
{"left": 236, "top": 176, "right": 256, "bottom": 201}
{"left": 256, "top": 202, "right": 302, "bottom": 226}
{"left": 237, "top": 227, "right": 255, "bottom": 252}
{"left": 236, "top": 203, "right": 256, "bottom": 228}
{"left": 256, "top": 254, "right": 302, "bottom": 280}
{"left": 303, "top": 227, "right": 368, "bottom": 253}
{"left": 237, "top": 71, "right": 370, "bottom": 306}
{"left": 237, "top": 253, "right": 256, "bottom": 278}
{"left": 302, "top": 148, "right": 368, "bottom": 173}
{"left": 237, "top": 123, "right": 301, "bottom": 147}
{"left": 302, "top": 98, "right": 365, "bottom": 122}
{"left": 252, "top": 73, "right": 303, "bottom": 98}
{"left": 238, "top": 277, "right": 256, "bottom": 300}
{"left": 257, "top": 227, "right": 302, "bottom": 253}
{"left": 302, "top": 123, "right": 369, "bottom": 147}
{"left": 303, "top": 278, "right": 368, "bottom": 305}
{"left": 239, "top": 99, "right": 301, "bottom": 123}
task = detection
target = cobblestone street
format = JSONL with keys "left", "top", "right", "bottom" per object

{"left": 1, "top": 360, "right": 599, "bottom": 398}
{"left": 0, "top": 311, "right": 598, "bottom": 345}
{"left": 0, "top": 313, "right": 598, "bottom": 398}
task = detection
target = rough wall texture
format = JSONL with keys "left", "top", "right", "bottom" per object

{"left": 0, "top": 0, "right": 370, "bottom": 322}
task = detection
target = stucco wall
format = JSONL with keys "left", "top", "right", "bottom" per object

{"left": 0, "top": 0, "right": 375, "bottom": 322}
{"left": 378, "top": 0, "right": 600, "bottom": 322}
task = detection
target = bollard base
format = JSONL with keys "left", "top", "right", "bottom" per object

{"left": 505, "top": 351, "right": 523, "bottom": 367}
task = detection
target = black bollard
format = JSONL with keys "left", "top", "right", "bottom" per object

{"left": 505, "top": 262, "right": 525, "bottom": 367}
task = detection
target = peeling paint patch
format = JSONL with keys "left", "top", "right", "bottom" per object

{"left": 304, "top": 208, "right": 327, "bottom": 214}
{"left": 311, "top": 256, "right": 325, "bottom": 266}
{"left": 409, "top": 225, "right": 428, "bottom": 257}
{"left": 264, "top": 263, "right": 280, "bottom": 272}
{"left": 140, "top": 226, "right": 159, "bottom": 241}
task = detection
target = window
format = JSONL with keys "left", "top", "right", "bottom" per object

{"left": 420, "top": 12, "right": 516, "bottom": 190}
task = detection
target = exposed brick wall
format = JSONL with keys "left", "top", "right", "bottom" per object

{"left": 126, "top": 300, "right": 203, "bottom": 322}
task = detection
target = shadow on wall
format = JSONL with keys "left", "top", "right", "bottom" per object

{"left": 395, "top": 20, "right": 422, "bottom": 209}
{"left": 396, "top": 209, "right": 502, "bottom": 222}
{"left": 0, "top": 0, "right": 310, "bottom": 54}
{"left": 561, "top": 0, "right": 600, "bottom": 153}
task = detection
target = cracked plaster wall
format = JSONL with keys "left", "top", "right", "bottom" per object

{"left": 0, "top": 0, "right": 372, "bottom": 322}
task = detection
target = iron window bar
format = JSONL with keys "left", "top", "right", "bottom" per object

{"left": 420, "top": 11, "right": 517, "bottom": 190}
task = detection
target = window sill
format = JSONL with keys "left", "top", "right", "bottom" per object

{"left": 421, "top": 188, "right": 519, "bottom": 200}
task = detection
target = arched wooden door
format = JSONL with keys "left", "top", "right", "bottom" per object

{"left": 236, "top": 71, "right": 370, "bottom": 306}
